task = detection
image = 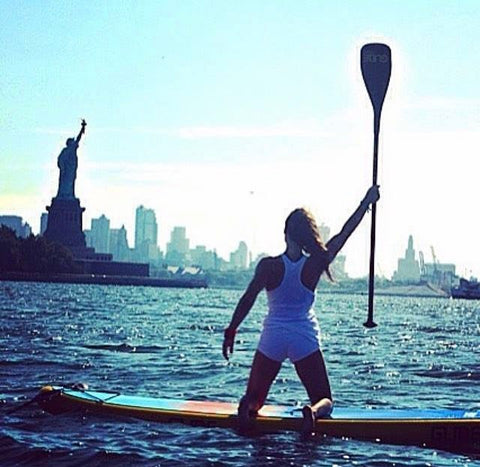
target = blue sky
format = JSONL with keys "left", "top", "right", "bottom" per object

{"left": 1, "top": 1, "right": 479, "bottom": 278}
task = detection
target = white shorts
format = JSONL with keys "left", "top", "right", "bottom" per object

{"left": 257, "top": 323, "right": 321, "bottom": 363}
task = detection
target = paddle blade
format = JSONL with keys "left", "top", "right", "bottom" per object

{"left": 361, "top": 43, "right": 392, "bottom": 114}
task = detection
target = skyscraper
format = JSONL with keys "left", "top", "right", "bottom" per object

{"left": 109, "top": 225, "right": 131, "bottom": 262}
{"left": 230, "top": 241, "right": 249, "bottom": 269}
{"left": 190, "top": 245, "right": 216, "bottom": 270}
{"left": 134, "top": 206, "right": 160, "bottom": 263}
{"left": 90, "top": 215, "right": 110, "bottom": 253}
{"left": 0, "top": 215, "right": 31, "bottom": 238}
{"left": 166, "top": 226, "right": 190, "bottom": 266}
{"left": 40, "top": 213, "right": 48, "bottom": 235}
{"left": 135, "top": 206, "right": 158, "bottom": 249}
{"left": 393, "top": 235, "right": 421, "bottom": 282}
{"left": 167, "top": 227, "right": 189, "bottom": 254}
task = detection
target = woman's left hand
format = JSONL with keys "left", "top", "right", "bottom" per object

{"left": 222, "top": 328, "right": 236, "bottom": 360}
{"left": 222, "top": 336, "right": 234, "bottom": 360}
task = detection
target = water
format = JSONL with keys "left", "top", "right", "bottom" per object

{"left": 1, "top": 281, "right": 479, "bottom": 466}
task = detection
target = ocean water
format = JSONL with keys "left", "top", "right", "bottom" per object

{"left": 1, "top": 281, "right": 479, "bottom": 466}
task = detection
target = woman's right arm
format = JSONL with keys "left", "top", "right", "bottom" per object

{"left": 326, "top": 185, "right": 380, "bottom": 263}
{"left": 222, "top": 259, "right": 268, "bottom": 360}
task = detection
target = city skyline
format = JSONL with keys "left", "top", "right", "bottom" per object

{"left": 1, "top": 2, "right": 479, "bottom": 278}
{"left": 77, "top": 210, "right": 468, "bottom": 279}
{"left": 85, "top": 209, "right": 254, "bottom": 269}
{"left": 0, "top": 209, "right": 455, "bottom": 283}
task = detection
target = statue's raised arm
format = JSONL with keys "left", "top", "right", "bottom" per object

{"left": 56, "top": 120, "right": 86, "bottom": 199}
{"left": 76, "top": 119, "right": 87, "bottom": 144}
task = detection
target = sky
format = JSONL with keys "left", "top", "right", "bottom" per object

{"left": 1, "top": 0, "right": 479, "bottom": 278}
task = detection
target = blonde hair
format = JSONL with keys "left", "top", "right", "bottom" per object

{"left": 285, "top": 208, "right": 333, "bottom": 280}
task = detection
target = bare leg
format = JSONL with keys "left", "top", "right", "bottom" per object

{"left": 238, "top": 350, "right": 282, "bottom": 431}
{"left": 294, "top": 350, "right": 333, "bottom": 435}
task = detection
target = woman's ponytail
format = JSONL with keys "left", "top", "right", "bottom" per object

{"left": 285, "top": 208, "right": 333, "bottom": 281}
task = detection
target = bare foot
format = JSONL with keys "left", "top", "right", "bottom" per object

{"left": 237, "top": 396, "right": 256, "bottom": 433}
{"left": 301, "top": 405, "right": 315, "bottom": 437}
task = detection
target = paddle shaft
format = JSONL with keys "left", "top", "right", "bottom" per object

{"left": 366, "top": 115, "right": 381, "bottom": 327}
{"left": 361, "top": 43, "right": 391, "bottom": 328}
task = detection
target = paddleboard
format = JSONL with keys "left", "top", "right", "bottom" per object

{"left": 38, "top": 385, "right": 480, "bottom": 453}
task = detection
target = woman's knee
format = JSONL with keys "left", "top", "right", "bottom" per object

{"left": 314, "top": 397, "right": 333, "bottom": 417}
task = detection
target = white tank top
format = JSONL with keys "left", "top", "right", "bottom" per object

{"left": 264, "top": 254, "right": 316, "bottom": 325}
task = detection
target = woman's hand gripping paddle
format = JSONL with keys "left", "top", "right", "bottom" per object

{"left": 361, "top": 43, "right": 391, "bottom": 328}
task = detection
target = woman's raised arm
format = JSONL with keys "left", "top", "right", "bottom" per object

{"left": 326, "top": 185, "right": 380, "bottom": 263}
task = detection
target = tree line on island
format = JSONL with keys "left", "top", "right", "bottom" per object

{"left": 0, "top": 226, "right": 80, "bottom": 274}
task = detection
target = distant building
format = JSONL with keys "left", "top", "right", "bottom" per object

{"left": 424, "top": 263, "right": 456, "bottom": 277}
{"left": 230, "top": 241, "right": 249, "bottom": 269}
{"left": 168, "top": 226, "right": 189, "bottom": 253}
{"left": 135, "top": 206, "right": 157, "bottom": 248}
{"left": 190, "top": 245, "right": 216, "bottom": 270}
{"left": 84, "top": 229, "right": 92, "bottom": 247}
{"left": 331, "top": 254, "right": 347, "bottom": 279}
{"left": 319, "top": 223, "right": 330, "bottom": 243}
{"left": 90, "top": 215, "right": 110, "bottom": 253}
{"left": 424, "top": 262, "right": 456, "bottom": 290}
{"left": 109, "top": 225, "right": 131, "bottom": 262}
{"left": 166, "top": 226, "right": 190, "bottom": 266}
{"left": 137, "top": 242, "right": 162, "bottom": 264}
{"left": 182, "top": 266, "right": 202, "bottom": 276}
{"left": 213, "top": 251, "right": 229, "bottom": 271}
{"left": 316, "top": 222, "right": 346, "bottom": 278}
{"left": 134, "top": 206, "right": 161, "bottom": 263}
{"left": 40, "top": 213, "right": 48, "bottom": 235}
{"left": 393, "top": 235, "right": 421, "bottom": 282}
{"left": 0, "top": 215, "right": 32, "bottom": 238}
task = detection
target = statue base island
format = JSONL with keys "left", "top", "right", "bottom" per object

{"left": 44, "top": 197, "right": 87, "bottom": 252}
{"left": 44, "top": 119, "right": 88, "bottom": 254}
{"left": 43, "top": 120, "right": 148, "bottom": 277}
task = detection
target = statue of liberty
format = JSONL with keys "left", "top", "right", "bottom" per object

{"left": 57, "top": 119, "right": 86, "bottom": 199}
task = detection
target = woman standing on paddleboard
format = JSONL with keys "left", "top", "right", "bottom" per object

{"left": 222, "top": 184, "right": 380, "bottom": 434}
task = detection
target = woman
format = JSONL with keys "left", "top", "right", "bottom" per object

{"left": 222, "top": 185, "right": 380, "bottom": 434}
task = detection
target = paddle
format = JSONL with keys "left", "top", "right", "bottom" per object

{"left": 360, "top": 43, "right": 392, "bottom": 328}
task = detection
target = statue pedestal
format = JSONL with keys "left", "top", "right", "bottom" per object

{"left": 44, "top": 197, "right": 86, "bottom": 248}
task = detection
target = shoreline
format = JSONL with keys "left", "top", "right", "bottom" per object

{"left": 0, "top": 272, "right": 207, "bottom": 289}
{"left": 320, "top": 284, "right": 449, "bottom": 299}
{"left": 0, "top": 273, "right": 450, "bottom": 297}
{"left": 211, "top": 283, "right": 450, "bottom": 298}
